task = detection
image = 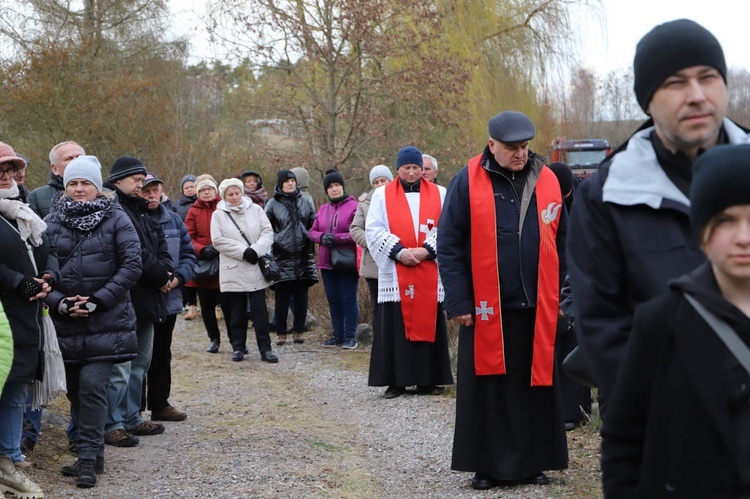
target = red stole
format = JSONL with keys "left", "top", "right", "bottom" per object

{"left": 385, "top": 180, "right": 441, "bottom": 342}
{"left": 467, "top": 154, "right": 562, "bottom": 386}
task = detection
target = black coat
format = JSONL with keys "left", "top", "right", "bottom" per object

{"left": 44, "top": 203, "right": 141, "bottom": 364}
{"left": 0, "top": 214, "right": 59, "bottom": 383}
{"left": 264, "top": 187, "right": 318, "bottom": 286}
{"left": 602, "top": 264, "right": 750, "bottom": 498}
{"left": 107, "top": 184, "right": 173, "bottom": 323}
{"left": 174, "top": 194, "right": 196, "bottom": 221}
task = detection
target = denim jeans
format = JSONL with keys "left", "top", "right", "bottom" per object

{"left": 66, "top": 361, "right": 113, "bottom": 460}
{"left": 106, "top": 319, "right": 154, "bottom": 431}
{"left": 21, "top": 393, "right": 41, "bottom": 443}
{"left": 321, "top": 269, "right": 359, "bottom": 341}
{"left": 0, "top": 382, "right": 30, "bottom": 462}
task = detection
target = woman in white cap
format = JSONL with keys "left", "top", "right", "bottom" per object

{"left": 44, "top": 155, "right": 141, "bottom": 488}
{"left": 211, "top": 178, "right": 277, "bottom": 363}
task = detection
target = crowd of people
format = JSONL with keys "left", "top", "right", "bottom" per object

{"left": 0, "top": 15, "right": 747, "bottom": 498}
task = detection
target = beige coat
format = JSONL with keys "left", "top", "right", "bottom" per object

{"left": 211, "top": 199, "right": 274, "bottom": 293}
{"left": 349, "top": 189, "right": 378, "bottom": 280}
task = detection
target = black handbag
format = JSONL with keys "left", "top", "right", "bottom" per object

{"left": 331, "top": 247, "right": 356, "bottom": 271}
{"left": 193, "top": 257, "right": 219, "bottom": 283}
{"left": 562, "top": 345, "right": 596, "bottom": 388}
{"left": 224, "top": 211, "right": 279, "bottom": 282}
{"left": 258, "top": 254, "right": 280, "bottom": 282}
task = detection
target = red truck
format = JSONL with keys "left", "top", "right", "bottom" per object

{"left": 549, "top": 137, "right": 611, "bottom": 178}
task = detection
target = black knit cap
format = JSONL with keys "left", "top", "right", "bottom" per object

{"left": 323, "top": 168, "right": 345, "bottom": 191}
{"left": 634, "top": 19, "right": 726, "bottom": 112}
{"left": 109, "top": 156, "right": 147, "bottom": 183}
{"left": 690, "top": 143, "right": 750, "bottom": 237}
{"left": 276, "top": 169, "right": 296, "bottom": 189}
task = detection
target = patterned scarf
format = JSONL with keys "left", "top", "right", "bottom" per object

{"left": 49, "top": 195, "right": 116, "bottom": 232}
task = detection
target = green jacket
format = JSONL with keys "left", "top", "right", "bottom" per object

{"left": 28, "top": 174, "right": 64, "bottom": 218}
{"left": 0, "top": 301, "right": 13, "bottom": 391}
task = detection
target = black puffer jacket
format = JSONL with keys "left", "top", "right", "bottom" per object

{"left": 264, "top": 186, "right": 318, "bottom": 286}
{"left": 44, "top": 198, "right": 141, "bottom": 364}
{"left": 0, "top": 214, "right": 58, "bottom": 383}
{"left": 175, "top": 194, "right": 196, "bottom": 221}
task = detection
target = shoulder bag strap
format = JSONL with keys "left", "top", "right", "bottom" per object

{"left": 684, "top": 292, "right": 750, "bottom": 376}
{"left": 224, "top": 211, "right": 252, "bottom": 247}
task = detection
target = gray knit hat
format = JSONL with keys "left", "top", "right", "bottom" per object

{"left": 369, "top": 164, "right": 393, "bottom": 186}
{"left": 64, "top": 155, "right": 103, "bottom": 192}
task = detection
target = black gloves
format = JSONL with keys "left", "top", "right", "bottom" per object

{"left": 201, "top": 245, "right": 219, "bottom": 260}
{"left": 321, "top": 233, "right": 335, "bottom": 247}
{"left": 59, "top": 296, "right": 106, "bottom": 315}
{"left": 243, "top": 248, "right": 259, "bottom": 264}
{"left": 16, "top": 278, "right": 43, "bottom": 299}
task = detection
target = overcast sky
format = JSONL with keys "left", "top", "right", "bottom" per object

{"left": 170, "top": 0, "right": 749, "bottom": 74}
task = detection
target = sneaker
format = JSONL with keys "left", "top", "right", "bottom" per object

{"left": 61, "top": 456, "right": 105, "bottom": 476}
{"left": 184, "top": 305, "right": 199, "bottom": 321}
{"left": 322, "top": 338, "right": 343, "bottom": 348}
{"left": 104, "top": 429, "right": 139, "bottom": 447}
{"left": 151, "top": 405, "right": 187, "bottom": 422}
{"left": 0, "top": 455, "right": 44, "bottom": 498}
{"left": 128, "top": 421, "right": 165, "bottom": 436}
{"left": 75, "top": 458, "right": 97, "bottom": 488}
{"left": 342, "top": 339, "right": 358, "bottom": 349}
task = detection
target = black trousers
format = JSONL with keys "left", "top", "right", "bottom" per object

{"left": 143, "top": 314, "right": 177, "bottom": 412}
{"left": 223, "top": 290, "right": 272, "bottom": 354}
{"left": 273, "top": 281, "right": 309, "bottom": 334}
{"left": 182, "top": 287, "right": 197, "bottom": 307}
{"left": 196, "top": 288, "right": 231, "bottom": 342}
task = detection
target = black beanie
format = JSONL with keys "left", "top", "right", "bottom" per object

{"left": 634, "top": 19, "right": 726, "bottom": 112}
{"left": 276, "top": 169, "right": 296, "bottom": 189}
{"left": 109, "top": 156, "right": 147, "bottom": 183}
{"left": 690, "top": 143, "right": 750, "bottom": 238}
{"left": 323, "top": 168, "right": 345, "bottom": 191}
{"left": 548, "top": 162, "right": 574, "bottom": 197}
{"left": 396, "top": 146, "right": 423, "bottom": 169}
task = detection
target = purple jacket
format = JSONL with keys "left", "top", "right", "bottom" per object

{"left": 310, "top": 195, "right": 358, "bottom": 270}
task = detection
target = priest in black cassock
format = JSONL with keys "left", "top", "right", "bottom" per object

{"left": 438, "top": 111, "right": 568, "bottom": 490}
{"left": 365, "top": 146, "right": 454, "bottom": 399}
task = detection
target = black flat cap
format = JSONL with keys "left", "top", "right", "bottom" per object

{"left": 488, "top": 111, "right": 535, "bottom": 143}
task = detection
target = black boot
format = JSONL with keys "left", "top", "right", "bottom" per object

{"left": 206, "top": 339, "right": 220, "bottom": 353}
{"left": 75, "top": 458, "right": 97, "bottom": 488}
{"left": 61, "top": 456, "right": 105, "bottom": 477}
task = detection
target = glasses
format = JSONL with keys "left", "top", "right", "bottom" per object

{"left": 0, "top": 166, "right": 17, "bottom": 178}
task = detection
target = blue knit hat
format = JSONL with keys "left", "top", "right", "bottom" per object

{"left": 396, "top": 146, "right": 423, "bottom": 169}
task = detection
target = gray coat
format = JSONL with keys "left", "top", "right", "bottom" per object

{"left": 349, "top": 189, "right": 378, "bottom": 280}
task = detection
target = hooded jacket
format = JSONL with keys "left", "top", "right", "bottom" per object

{"left": 291, "top": 167, "right": 315, "bottom": 210}
{"left": 602, "top": 262, "right": 750, "bottom": 497}
{"left": 264, "top": 185, "right": 318, "bottom": 285}
{"left": 567, "top": 118, "right": 750, "bottom": 404}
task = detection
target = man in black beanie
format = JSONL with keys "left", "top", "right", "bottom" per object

{"left": 103, "top": 156, "right": 174, "bottom": 447}
{"left": 567, "top": 18, "right": 750, "bottom": 419}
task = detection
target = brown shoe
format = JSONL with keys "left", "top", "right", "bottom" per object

{"left": 151, "top": 405, "right": 187, "bottom": 422}
{"left": 276, "top": 334, "right": 287, "bottom": 345}
{"left": 293, "top": 332, "right": 304, "bottom": 344}
{"left": 128, "top": 421, "right": 165, "bottom": 436}
{"left": 184, "top": 305, "right": 199, "bottom": 321}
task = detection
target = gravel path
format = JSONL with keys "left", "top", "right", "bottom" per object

{"left": 27, "top": 315, "right": 600, "bottom": 498}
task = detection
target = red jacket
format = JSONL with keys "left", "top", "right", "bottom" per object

{"left": 185, "top": 196, "right": 220, "bottom": 289}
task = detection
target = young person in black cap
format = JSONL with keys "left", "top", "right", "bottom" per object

{"left": 602, "top": 143, "right": 750, "bottom": 497}
{"left": 103, "top": 156, "right": 174, "bottom": 447}
{"left": 567, "top": 19, "right": 750, "bottom": 418}
{"left": 264, "top": 170, "right": 318, "bottom": 345}
{"left": 439, "top": 111, "right": 568, "bottom": 490}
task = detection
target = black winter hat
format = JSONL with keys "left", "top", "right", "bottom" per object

{"left": 276, "top": 169, "right": 296, "bottom": 189}
{"left": 634, "top": 19, "right": 726, "bottom": 112}
{"left": 109, "top": 156, "right": 147, "bottom": 183}
{"left": 323, "top": 169, "right": 345, "bottom": 191}
{"left": 690, "top": 143, "right": 750, "bottom": 238}
{"left": 548, "top": 162, "right": 574, "bottom": 197}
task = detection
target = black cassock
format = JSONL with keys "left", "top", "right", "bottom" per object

{"left": 368, "top": 302, "right": 454, "bottom": 388}
{"left": 451, "top": 308, "right": 568, "bottom": 479}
